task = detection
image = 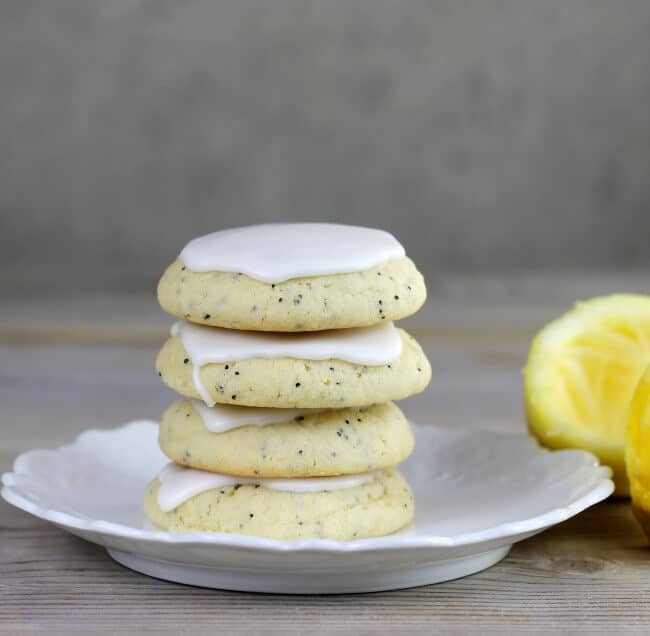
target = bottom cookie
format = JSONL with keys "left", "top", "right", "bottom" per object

{"left": 144, "top": 468, "right": 414, "bottom": 540}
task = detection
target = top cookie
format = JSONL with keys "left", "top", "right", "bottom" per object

{"left": 158, "top": 224, "right": 426, "bottom": 331}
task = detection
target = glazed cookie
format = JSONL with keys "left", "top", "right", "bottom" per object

{"left": 155, "top": 323, "right": 431, "bottom": 408}
{"left": 159, "top": 400, "right": 414, "bottom": 477}
{"left": 157, "top": 224, "right": 426, "bottom": 332}
{"left": 144, "top": 465, "right": 414, "bottom": 540}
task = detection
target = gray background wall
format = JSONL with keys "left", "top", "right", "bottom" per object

{"left": 2, "top": 0, "right": 650, "bottom": 287}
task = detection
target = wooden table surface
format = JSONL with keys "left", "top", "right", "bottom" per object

{"left": 2, "top": 274, "right": 650, "bottom": 635}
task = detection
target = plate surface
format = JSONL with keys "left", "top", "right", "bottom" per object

{"left": 2, "top": 421, "right": 613, "bottom": 593}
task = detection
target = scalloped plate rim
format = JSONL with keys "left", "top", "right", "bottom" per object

{"left": 1, "top": 420, "right": 614, "bottom": 554}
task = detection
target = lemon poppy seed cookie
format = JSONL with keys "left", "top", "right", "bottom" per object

{"left": 144, "top": 465, "right": 414, "bottom": 540}
{"left": 159, "top": 257, "right": 426, "bottom": 332}
{"left": 155, "top": 322, "right": 431, "bottom": 408}
{"left": 157, "top": 224, "right": 426, "bottom": 332}
{"left": 159, "top": 400, "right": 414, "bottom": 478}
{"left": 147, "top": 222, "right": 426, "bottom": 541}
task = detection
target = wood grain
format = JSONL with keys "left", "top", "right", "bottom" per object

{"left": 2, "top": 278, "right": 650, "bottom": 634}
{"left": 1, "top": 500, "right": 648, "bottom": 635}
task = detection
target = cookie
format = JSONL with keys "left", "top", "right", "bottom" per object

{"left": 158, "top": 259, "right": 426, "bottom": 332}
{"left": 159, "top": 400, "right": 414, "bottom": 477}
{"left": 158, "top": 224, "right": 425, "bottom": 332}
{"left": 144, "top": 468, "right": 414, "bottom": 540}
{"left": 155, "top": 327, "right": 431, "bottom": 408}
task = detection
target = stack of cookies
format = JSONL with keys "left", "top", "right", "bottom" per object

{"left": 144, "top": 224, "right": 431, "bottom": 540}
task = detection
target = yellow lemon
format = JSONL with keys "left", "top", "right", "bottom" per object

{"left": 524, "top": 294, "right": 650, "bottom": 495}
{"left": 626, "top": 363, "right": 650, "bottom": 537}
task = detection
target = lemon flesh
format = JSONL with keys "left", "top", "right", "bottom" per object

{"left": 524, "top": 295, "right": 650, "bottom": 495}
{"left": 626, "top": 363, "right": 650, "bottom": 537}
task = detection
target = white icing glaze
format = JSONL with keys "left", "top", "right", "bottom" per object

{"left": 191, "top": 399, "right": 327, "bottom": 433}
{"left": 156, "top": 462, "right": 380, "bottom": 511}
{"left": 192, "top": 366, "right": 213, "bottom": 405}
{"left": 179, "top": 223, "right": 405, "bottom": 283}
{"left": 174, "top": 321, "right": 403, "bottom": 406}
{"left": 176, "top": 320, "right": 402, "bottom": 366}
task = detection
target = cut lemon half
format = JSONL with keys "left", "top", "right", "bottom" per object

{"left": 626, "top": 363, "right": 650, "bottom": 537}
{"left": 524, "top": 294, "right": 650, "bottom": 495}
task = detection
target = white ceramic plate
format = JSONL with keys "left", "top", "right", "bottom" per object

{"left": 2, "top": 421, "right": 613, "bottom": 593}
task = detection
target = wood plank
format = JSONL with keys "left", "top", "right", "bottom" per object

{"left": 2, "top": 279, "right": 650, "bottom": 633}
{"left": 0, "top": 501, "right": 647, "bottom": 635}
{"left": 2, "top": 271, "right": 649, "bottom": 345}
